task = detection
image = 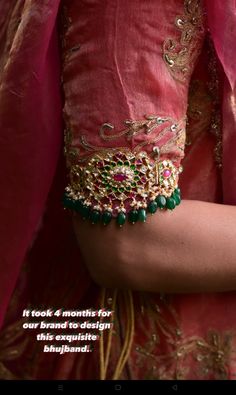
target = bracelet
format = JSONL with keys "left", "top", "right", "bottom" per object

{"left": 63, "top": 149, "right": 182, "bottom": 226}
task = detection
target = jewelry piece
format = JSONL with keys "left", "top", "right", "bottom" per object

{"left": 63, "top": 149, "right": 182, "bottom": 227}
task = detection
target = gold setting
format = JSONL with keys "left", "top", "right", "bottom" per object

{"left": 65, "top": 149, "right": 181, "bottom": 216}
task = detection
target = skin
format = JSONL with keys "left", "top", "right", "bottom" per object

{"left": 73, "top": 200, "right": 236, "bottom": 293}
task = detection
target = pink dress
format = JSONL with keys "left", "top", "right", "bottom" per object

{"left": 0, "top": 0, "right": 236, "bottom": 380}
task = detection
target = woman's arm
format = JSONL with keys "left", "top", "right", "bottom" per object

{"left": 73, "top": 200, "right": 236, "bottom": 293}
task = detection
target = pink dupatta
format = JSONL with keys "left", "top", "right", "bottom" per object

{"left": 0, "top": 1, "right": 62, "bottom": 327}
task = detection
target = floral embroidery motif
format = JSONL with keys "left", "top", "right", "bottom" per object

{"left": 65, "top": 115, "right": 186, "bottom": 167}
{"left": 99, "top": 115, "right": 176, "bottom": 141}
{"left": 194, "top": 331, "right": 234, "bottom": 379}
{"left": 163, "top": 0, "right": 205, "bottom": 82}
{"left": 132, "top": 295, "right": 236, "bottom": 380}
{"left": 135, "top": 331, "right": 235, "bottom": 380}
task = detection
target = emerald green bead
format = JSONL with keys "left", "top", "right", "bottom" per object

{"left": 63, "top": 194, "right": 75, "bottom": 209}
{"left": 166, "top": 197, "right": 176, "bottom": 210}
{"left": 74, "top": 200, "right": 83, "bottom": 213}
{"left": 173, "top": 193, "right": 181, "bottom": 206}
{"left": 81, "top": 205, "right": 90, "bottom": 219}
{"left": 117, "top": 212, "right": 126, "bottom": 227}
{"left": 148, "top": 201, "right": 158, "bottom": 214}
{"left": 102, "top": 211, "right": 112, "bottom": 225}
{"left": 63, "top": 198, "right": 74, "bottom": 210}
{"left": 156, "top": 195, "right": 166, "bottom": 208}
{"left": 138, "top": 208, "right": 147, "bottom": 222}
{"left": 128, "top": 210, "right": 139, "bottom": 224}
{"left": 90, "top": 210, "right": 101, "bottom": 224}
{"left": 174, "top": 188, "right": 181, "bottom": 196}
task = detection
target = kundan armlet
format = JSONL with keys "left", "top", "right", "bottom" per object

{"left": 63, "top": 114, "right": 185, "bottom": 227}
{"left": 63, "top": 140, "right": 183, "bottom": 227}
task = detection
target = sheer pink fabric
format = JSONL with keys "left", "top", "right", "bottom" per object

{"left": 0, "top": 1, "right": 62, "bottom": 326}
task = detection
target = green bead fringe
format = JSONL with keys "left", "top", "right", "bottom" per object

{"left": 63, "top": 187, "right": 182, "bottom": 227}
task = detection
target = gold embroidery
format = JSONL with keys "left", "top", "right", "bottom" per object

{"left": 185, "top": 36, "right": 223, "bottom": 168}
{"left": 103, "top": 293, "right": 236, "bottom": 380}
{"left": 99, "top": 115, "right": 175, "bottom": 141}
{"left": 133, "top": 295, "right": 236, "bottom": 380}
{"left": 194, "top": 331, "right": 234, "bottom": 379}
{"left": 66, "top": 115, "right": 186, "bottom": 166}
{"left": 60, "top": 4, "right": 187, "bottom": 170}
{"left": 163, "top": 0, "right": 205, "bottom": 82}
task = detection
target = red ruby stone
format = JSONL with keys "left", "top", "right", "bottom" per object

{"left": 163, "top": 169, "right": 171, "bottom": 178}
{"left": 113, "top": 173, "right": 127, "bottom": 182}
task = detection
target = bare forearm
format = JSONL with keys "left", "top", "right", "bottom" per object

{"left": 73, "top": 200, "right": 236, "bottom": 293}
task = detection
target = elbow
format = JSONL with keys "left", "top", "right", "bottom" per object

{"left": 72, "top": 216, "right": 143, "bottom": 289}
{"left": 89, "top": 267, "right": 126, "bottom": 289}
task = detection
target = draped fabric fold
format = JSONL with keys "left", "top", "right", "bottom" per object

{"left": 205, "top": 0, "right": 236, "bottom": 91}
{"left": 0, "top": 0, "right": 62, "bottom": 327}
{"left": 205, "top": 0, "right": 236, "bottom": 204}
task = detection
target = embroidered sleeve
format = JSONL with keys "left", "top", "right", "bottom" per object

{"left": 60, "top": 0, "right": 205, "bottom": 226}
